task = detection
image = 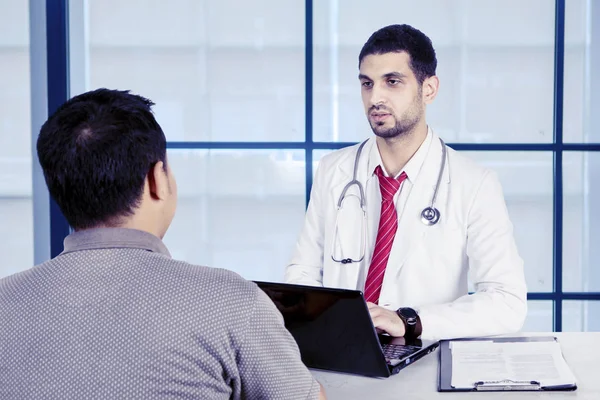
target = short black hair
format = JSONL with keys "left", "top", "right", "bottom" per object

{"left": 37, "top": 88, "right": 167, "bottom": 230}
{"left": 358, "top": 24, "right": 437, "bottom": 84}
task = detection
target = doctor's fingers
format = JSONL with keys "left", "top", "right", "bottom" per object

{"left": 366, "top": 303, "right": 390, "bottom": 317}
{"left": 370, "top": 314, "right": 405, "bottom": 338}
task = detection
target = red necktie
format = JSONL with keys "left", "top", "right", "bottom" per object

{"left": 363, "top": 166, "right": 408, "bottom": 304}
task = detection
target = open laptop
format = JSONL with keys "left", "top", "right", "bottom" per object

{"left": 255, "top": 281, "right": 439, "bottom": 378}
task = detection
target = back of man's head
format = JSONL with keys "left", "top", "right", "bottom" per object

{"left": 37, "top": 88, "right": 168, "bottom": 231}
{"left": 359, "top": 24, "right": 437, "bottom": 85}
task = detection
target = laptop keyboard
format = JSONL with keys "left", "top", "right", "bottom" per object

{"left": 382, "top": 344, "right": 420, "bottom": 361}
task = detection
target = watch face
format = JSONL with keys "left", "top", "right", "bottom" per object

{"left": 399, "top": 308, "right": 418, "bottom": 325}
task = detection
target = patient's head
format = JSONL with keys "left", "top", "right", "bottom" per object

{"left": 37, "top": 88, "right": 177, "bottom": 238}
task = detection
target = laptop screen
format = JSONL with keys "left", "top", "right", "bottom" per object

{"left": 255, "top": 281, "right": 391, "bottom": 376}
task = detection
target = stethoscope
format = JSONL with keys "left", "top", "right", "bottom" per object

{"left": 331, "top": 137, "right": 448, "bottom": 264}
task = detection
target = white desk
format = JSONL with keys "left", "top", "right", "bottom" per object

{"left": 312, "top": 333, "right": 600, "bottom": 400}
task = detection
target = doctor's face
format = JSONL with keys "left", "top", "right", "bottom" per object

{"left": 359, "top": 52, "right": 426, "bottom": 139}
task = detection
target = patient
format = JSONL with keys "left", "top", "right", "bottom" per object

{"left": 0, "top": 88, "right": 326, "bottom": 400}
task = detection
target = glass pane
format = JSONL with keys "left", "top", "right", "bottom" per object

{"left": 164, "top": 149, "right": 306, "bottom": 281}
{"left": 313, "top": 0, "right": 555, "bottom": 143}
{"left": 563, "top": 301, "right": 600, "bottom": 332}
{"left": 0, "top": 0, "right": 33, "bottom": 278}
{"left": 563, "top": 152, "right": 600, "bottom": 291}
{"left": 564, "top": 0, "right": 599, "bottom": 142}
{"left": 522, "top": 301, "right": 553, "bottom": 332}
{"left": 461, "top": 152, "right": 553, "bottom": 292}
{"left": 86, "top": 0, "right": 305, "bottom": 142}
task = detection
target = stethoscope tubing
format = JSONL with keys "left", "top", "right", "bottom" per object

{"left": 331, "top": 137, "right": 448, "bottom": 263}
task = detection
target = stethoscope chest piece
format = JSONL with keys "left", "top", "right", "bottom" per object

{"left": 421, "top": 206, "right": 440, "bottom": 226}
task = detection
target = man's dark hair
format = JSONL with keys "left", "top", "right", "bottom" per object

{"left": 358, "top": 24, "right": 437, "bottom": 84}
{"left": 36, "top": 88, "right": 167, "bottom": 230}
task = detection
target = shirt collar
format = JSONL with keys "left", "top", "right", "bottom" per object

{"left": 61, "top": 227, "right": 171, "bottom": 257}
{"left": 368, "top": 126, "right": 433, "bottom": 182}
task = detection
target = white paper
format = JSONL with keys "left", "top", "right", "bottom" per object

{"left": 450, "top": 340, "right": 576, "bottom": 389}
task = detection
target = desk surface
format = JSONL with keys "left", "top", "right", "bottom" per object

{"left": 312, "top": 332, "right": 600, "bottom": 400}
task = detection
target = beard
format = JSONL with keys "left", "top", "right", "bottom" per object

{"left": 368, "top": 92, "right": 424, "bottom": 139}
{"left": 370, "top": 112, "right": 421, "bottom": 139}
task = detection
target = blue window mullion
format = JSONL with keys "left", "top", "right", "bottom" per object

{"left": 167, "top": 142, "right": 600, "bottom": 151}
{"left": 305, "top": 0, "right": 314, "bottom": 208}
{"left": 46, "top": 0, "right": 71, "bottom": 258}
{"left": 529, "top": 292, "right": 600, "bottom": 301}
{"left": 553, "top": 0, "right": 566, "bottom": 332}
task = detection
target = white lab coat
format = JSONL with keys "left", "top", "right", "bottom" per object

{"left": 285, "top": 131, "right": 527, "bottom": 341}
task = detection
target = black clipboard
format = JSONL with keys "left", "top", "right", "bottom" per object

{"left": 438, "top": 336, "right": 578, "bottom": 392}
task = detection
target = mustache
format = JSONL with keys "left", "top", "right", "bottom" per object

{"left": 369, "top": 105, "right": 391, "bottom": 113}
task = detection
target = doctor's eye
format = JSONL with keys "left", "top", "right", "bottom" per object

{"left": 361, "top": 81, "right": 373, "bottom": 88}
{"left": 387, "top": 79, "right": 401, "bottom": 86}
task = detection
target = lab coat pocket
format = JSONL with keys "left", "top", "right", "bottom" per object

{"left": 427, "top": 221, "right": 466, "bottom": 276}
{"left": 411, "top": 220, "right": 466, "bottom": 278}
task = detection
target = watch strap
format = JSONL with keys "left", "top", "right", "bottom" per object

{"left": 396, "top": 307, "right": 422, "bottom": 339}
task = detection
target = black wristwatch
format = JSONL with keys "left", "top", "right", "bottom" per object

{"left": 396, "top": 307, "right": 419, "bottom": 338}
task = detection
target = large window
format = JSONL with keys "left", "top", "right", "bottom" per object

{"left": 27, "top": 0, "right": 600, "bottom": 331}
{"left": 0, "top": 0, "right": 33, "bottom": 278}
{"left": 76, "top": 0, "right": 307, "bottom": 280}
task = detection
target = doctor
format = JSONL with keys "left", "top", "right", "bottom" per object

{"left": 285, "top": 24, "right": 527, "bottom": 341}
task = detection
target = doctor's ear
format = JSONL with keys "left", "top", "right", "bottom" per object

{"left": 422, "top": 75, "right": 439, "bottom": 105}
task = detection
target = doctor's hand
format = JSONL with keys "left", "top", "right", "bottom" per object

{"left": 367, "top": 302, "right": 405, "bottom": 337}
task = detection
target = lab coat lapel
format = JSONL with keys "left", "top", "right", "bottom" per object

{"left": 385, "top": 135, "right": 448, "bottom": 277}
